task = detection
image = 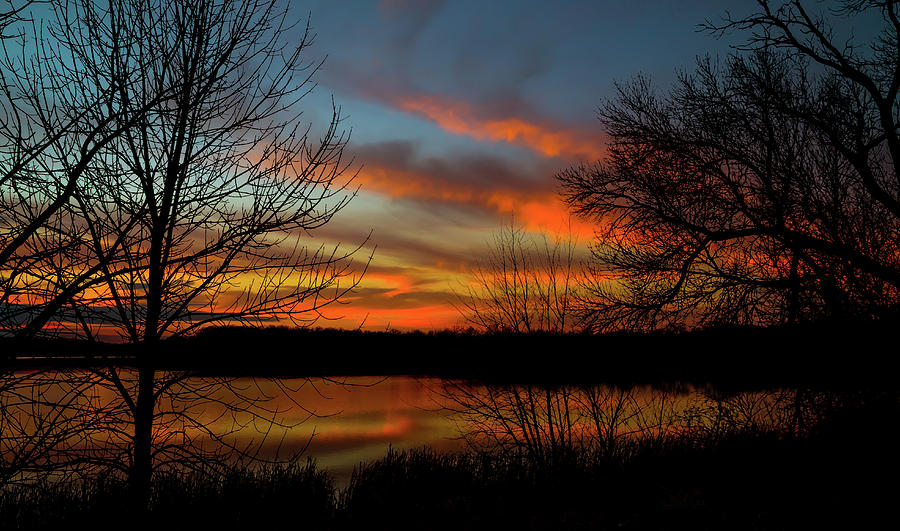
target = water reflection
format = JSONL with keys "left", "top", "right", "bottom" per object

{"left": 1, "top": 371, "right": 816, "bottom": 488}
{"left": 228, "top": 376, "right": 464, "bottom": 484}
{"left": 439, "top": 382, "right": 800, "bottom": 465}
{"left": 1, "top": 372, "right": 469, "bottom": 487}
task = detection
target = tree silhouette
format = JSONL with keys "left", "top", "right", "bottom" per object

{"left": 455, "top": 221, "right": 581, "bottom": 333}
{"left": 0, "top": 1, "right": 30, "bottom": 37}
{"left": 1, "top": 0, "right": 366, "bottom": 507}
{"left": 559, "top": 1, "right": 900, "bottom": 332}
{"left": 1, "top": 0, "right": 186, "bottom": 336}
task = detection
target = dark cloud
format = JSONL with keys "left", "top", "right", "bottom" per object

{"left": 315, "top": 214, "right": 484, "bottom": 272}
{"left": 345, "top": 288, "right": 455, "bottom": 311}
{"left": 350, "top": 139, "right": 560, "bottom": 194}
{"left": 378, "top": 0, "right": 447, "bottom": 52}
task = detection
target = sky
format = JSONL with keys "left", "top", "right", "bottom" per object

{"left": 297, "top": 0, "right": 761, "bottom": 330}
{"left": 3, "top": 1, "right": 881, "bottom": 335}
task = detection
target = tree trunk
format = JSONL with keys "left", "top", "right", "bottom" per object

{"left": 131, "top": 361, "right": 155, "bottom": 509}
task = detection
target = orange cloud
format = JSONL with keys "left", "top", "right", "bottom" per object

{"left": 356, "top": 164, "right": 594, "bottom": 240}
{"left": 356, "top": 165, "right": 486, "bottom": 204}
{"left": 362, "top": 271, "right": 418, "bottom": 298}
{"left": 334, "top": 304, "right": 461, "bottom": 331}
{"left": 396, "top": 94, "right": 605, "bottom": 161}
{"left": 512, "top": 199, "right": 596, "bottom": 240}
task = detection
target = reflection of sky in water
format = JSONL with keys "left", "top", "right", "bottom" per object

{"left": 208, "top": 377, "right": 793, "bottom": 487}
{"left": 4, "top": 373, "right": 796, "bottom": 489}
{"left": 216, "top": 376, "right": 467, "bottom": 486}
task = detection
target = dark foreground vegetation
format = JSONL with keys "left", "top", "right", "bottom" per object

{"left": 2, "top": 391, "right": 896, "bottom": 530}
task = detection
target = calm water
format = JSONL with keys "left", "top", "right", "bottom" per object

{"left": 220, "top": 376, "right": 468, "bottom": 485}
{"left": 1, "top": 373, "right": 798, "bottom": 487}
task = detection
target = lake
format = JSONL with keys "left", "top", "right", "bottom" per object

{"left": 1, "top": 372, "right": 802, "bottom": 487}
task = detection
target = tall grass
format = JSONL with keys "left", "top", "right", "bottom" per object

{"left": 0, "top": 460, "right": 334, "bottom": 530}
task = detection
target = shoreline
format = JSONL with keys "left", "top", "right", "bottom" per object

{"left": 2, "top": 321, "right": 896, "bottom": 389}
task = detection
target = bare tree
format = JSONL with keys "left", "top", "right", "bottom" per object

{"left": 559, "top": 1, "right": 900, "bottom": 332}
{"left": 2, "top": 0, "right": 366, "bottom": 507}
{"left": 0, "top": 0, "right": 183, "bottom": 336}
{"left": 455, "top": 221, "right": 581, "bottom": 333}
{"left": 0, "top": 1, "right": 29, "bottom": 37}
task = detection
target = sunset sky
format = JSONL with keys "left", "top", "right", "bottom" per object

{"left": 292, "top": 0, "right": 758, "bottom": 330}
